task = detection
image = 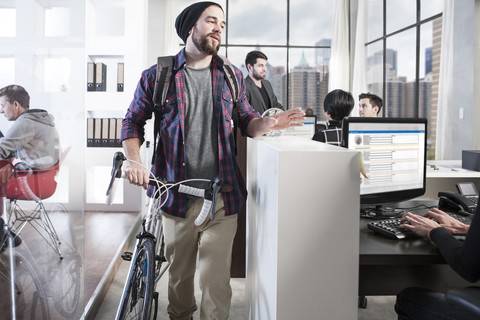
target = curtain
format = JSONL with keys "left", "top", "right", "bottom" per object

{"left": 351, "top": 0, "right": 367, "bottom": 116}
{"left": 329, "top": 0, "right": 350, "bottom": 92}
{"left": 435, "top": 0, "right": 454, "bottom": 160}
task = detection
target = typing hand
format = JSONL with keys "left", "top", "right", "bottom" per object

{"left": 399, "top": 212, "right": 441, "bottom": 240}
{"left": 423, "top": 208, "right": 469, "bottom": 235}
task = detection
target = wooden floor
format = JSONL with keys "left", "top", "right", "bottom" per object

{"left": 0, "top": 207, "right": 139, "bottom": 320}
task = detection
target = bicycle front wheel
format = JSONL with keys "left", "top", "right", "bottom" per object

{"left": 117, "top": 239, "right": 156, "bottom": 320}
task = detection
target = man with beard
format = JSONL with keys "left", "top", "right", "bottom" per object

{"left": 245, "top": 50, "right": 285, "bottom": 115}
{"left": 121, "top": 2, "right": 305, "bottom": 319}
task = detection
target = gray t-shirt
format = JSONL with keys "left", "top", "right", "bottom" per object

{"left": 183, "top": 65, "right": 219, "bottom": 188}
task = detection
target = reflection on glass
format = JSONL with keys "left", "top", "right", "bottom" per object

{"left": 0, "top": 8, "right": 16, "bottom": 37}
{"left": 0, "top": 58, "right": 15, "bottom": 88}
{"left": 44, "top": 7, "right": 71, "bottom": 37}
{"left": 366, "top": 41, "right": 383, "bottom": 100}
{"left": 367, "top": 0, "right": 382, "bottom": 41}
{"left": 421, "top": 0, "right": 443, "bottom": 20}
{"left": 385, "top": 29, "right": 416, "bottom": 118}
{"left": 387, "top": 0, "right": 415, "bottom": 34}
{"left": 228, "top": 0, "right": 286, "bottom": 45}
{"left": 288, "top": 48, "right": 329, "bottom": 119}
{"left": 290, "top": 1, "right": 331, "bottom": 46}
{"left": 35, "top": 56, "right": 72, "bottom": 93}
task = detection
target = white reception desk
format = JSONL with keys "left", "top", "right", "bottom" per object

{"left": 245, "top": 136, "right": 360, "bottom": 320}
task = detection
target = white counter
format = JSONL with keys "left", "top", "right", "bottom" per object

{"left": 245, "top": 136, "right": 360, "bottom": 320}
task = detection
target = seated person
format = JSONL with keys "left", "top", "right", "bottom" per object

{"left": 0, "top": 84, "right": 60, "bottom": 182}
{"left": 358, "top": 92, "right": 383, "bottom": 117}
{"left": 312, "top": 89, "right": 354, "bottom": 146}
{"left": 0, "top": 85, "right": 59, "bottom": 247}
{"left": 395, "top": 206, "right": 480, "bottom": 319}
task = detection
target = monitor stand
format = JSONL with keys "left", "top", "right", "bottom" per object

{"left": 361, "top": 204, "right": 405, "bottom": 219}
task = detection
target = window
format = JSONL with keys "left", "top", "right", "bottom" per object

{"left": 177, "top": 0, "right": 333, "bottom": 121}
{"left": 366, "top": 0, "right": 443, "bottom": 159}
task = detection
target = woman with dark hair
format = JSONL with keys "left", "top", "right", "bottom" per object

{"left": 312, "top": 89, "right": 354, "bottom": 146}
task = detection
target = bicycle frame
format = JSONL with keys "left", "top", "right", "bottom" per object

{"left": 115, "top": 197, "right": 169, "bottom": 320}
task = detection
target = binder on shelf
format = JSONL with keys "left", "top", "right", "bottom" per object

{"left": 93, "top": 118, "right": 102, "bottom": 147}
{"left": 87, "top": 118, "right": 94, "bottom": 147}
{"left": 116, "top": 118, "right": 123, "bottom": 147}
{"left": 101, "top": 118, "right": 109, "bottom": 147}
{"left": 87, "top": 62, "right": 96, "bottom": 91}
{"left": 117, "top": 62, "right": 124, "bottom": 92}
{"left": 95, "top": 62, "right": 107, "bottom": 91}
{"left": 108, "top": 118, "right": 117, "bottom": 147}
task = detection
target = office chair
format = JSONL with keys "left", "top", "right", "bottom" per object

{"left": 5, "top": 147, "right": 71, "bottom": 259}
{"left": 445, "top": 286, "right": 480, "bottom": 318}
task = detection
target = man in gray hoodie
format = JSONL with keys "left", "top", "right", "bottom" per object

{"left": 0, "top": 84, "right": 59, "bottom": 181}
{"left": 0, "top": 85, "right": 59, "bottom": 246}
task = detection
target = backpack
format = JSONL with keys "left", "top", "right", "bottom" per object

{"left": 151, "top": 55, "right": 240, "bottom": 164}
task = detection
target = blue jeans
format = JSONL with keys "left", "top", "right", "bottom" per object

{"left": 395, "top": 287, "right": 471, "bottom": 320}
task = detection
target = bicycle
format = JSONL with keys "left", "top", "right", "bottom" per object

{"left": 106, "top": 151, "right": 225, "bottom": 320}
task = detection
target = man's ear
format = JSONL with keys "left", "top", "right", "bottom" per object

{"left": 373, "top": 106, "right": 379, "bottom": 115}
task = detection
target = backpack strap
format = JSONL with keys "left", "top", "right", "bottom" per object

{"left": 152, "top": 56, "right": 174, "bottom": 164}
{"left": 219, "top": 56, "right": 240, "bottom": 154}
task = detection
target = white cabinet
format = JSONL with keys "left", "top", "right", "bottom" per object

{"left": 246, "top": 137, "right": 360, "bottom": 320}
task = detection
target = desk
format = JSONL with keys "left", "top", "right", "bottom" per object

{"left": 359, "top": 201, "right": 480, "bottom": 296}
{"left": 423, "top": 160, "right": 480, "bottom": 199}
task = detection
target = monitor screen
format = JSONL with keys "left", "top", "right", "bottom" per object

{"left": 283, "top": 115, "right": 317, "bottom": 139}
{"left": 341, "top": 117, "right": 428, "bottom": 217}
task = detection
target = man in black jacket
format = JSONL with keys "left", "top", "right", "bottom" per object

{"left": 244, "top": 50, "right": 285, "bottom": 115}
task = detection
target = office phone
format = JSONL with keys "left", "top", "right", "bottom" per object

{"left": 438, "top": 182, "right": 478, "bottom": 214}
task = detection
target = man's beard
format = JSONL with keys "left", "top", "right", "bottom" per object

{"left": 252, "top": 70, "right": 266, "bottom": 81}
{"left": 192, "top": 29, "right": 221, "bottom": 55}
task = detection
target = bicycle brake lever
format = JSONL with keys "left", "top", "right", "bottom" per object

{"left": 208, "top": 177, "right": 222, "bottom": 221}
{"left": 111, "top": 152, "right": 127, "bottom": 178}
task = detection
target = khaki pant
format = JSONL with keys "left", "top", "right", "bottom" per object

{"left": 163, "top": 196, "right": 238, "bottom": 320}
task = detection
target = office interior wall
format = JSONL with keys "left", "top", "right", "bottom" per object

{"left": 474, "top": 0, "right": 480, "bottom": 150}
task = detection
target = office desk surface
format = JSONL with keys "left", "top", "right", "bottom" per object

{"left": 359, "top": 201, "right": 480, "bottom": 296}
{"left": 360, "top": 218, "right": 445, "bottom": 265}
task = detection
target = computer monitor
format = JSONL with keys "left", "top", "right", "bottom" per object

{"left": 283, "top": 115, "right": 317, "bottom": 139}
{"left": 341, "top": 117, "right": 428, "bottom": 218}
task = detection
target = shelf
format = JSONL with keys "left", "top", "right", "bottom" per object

{"left": 427, "top": 160, "right": 480, "bottom": 178}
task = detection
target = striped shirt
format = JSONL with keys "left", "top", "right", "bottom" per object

{"left": 121, "top": 49, "right": 260, "bottom": 217}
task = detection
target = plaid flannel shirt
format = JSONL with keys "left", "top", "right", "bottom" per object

{"left": 121, "top": 49, "right": 260, "bottom": 217}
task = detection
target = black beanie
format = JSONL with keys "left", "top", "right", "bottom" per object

{"left": 175, "top": 2, "right": 223, "bottom": 43}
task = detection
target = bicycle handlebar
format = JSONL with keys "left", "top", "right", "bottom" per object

{"left": 105, "top": 152, "right": 223, "bottom": 226}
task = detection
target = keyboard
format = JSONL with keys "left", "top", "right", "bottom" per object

{"left": 367, "top": 219, "right": 419, "bottom": 239}
{"left": 446, "top": 212, "right": 473, "bottom": 225}
{"left": 368, "top": 213, "right": 472, "bottom": 240}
